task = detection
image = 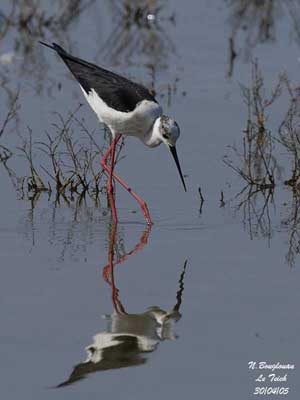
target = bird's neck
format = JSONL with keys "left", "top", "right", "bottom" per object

{"left": 142, "top": 118, "right": 162, "bottom": 148}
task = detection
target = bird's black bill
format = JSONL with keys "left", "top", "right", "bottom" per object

{"left": 169, "top": 146, "right": 187, "bottom": 192}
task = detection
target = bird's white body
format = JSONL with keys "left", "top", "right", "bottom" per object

{"left": 81, "top": 87, "right": 163, "bottom": 146}
{"left": 57, "top": 305, "right": 181, "bottom": 386}
{"left": 84, "top": 307, "right": 178, "bottom": 364}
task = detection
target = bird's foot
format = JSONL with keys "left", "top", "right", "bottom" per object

{"left": 142, "top": 203, "right": 153, "bottom": 226}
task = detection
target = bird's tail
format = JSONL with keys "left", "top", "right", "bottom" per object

{"left": 39, "top": 41, "right": 67, "bottom": 55}
{"left": 39, "top": 40, "right": 98, "bottom": 73}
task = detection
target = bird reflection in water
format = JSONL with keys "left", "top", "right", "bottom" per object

{"left": 57, "top": 193, "right": 187, "bottom": 387}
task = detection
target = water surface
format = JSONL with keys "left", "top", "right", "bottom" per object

{"left": 1, "top": 1, "right": 300, "bottom": 398}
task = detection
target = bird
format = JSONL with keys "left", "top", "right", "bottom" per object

{"left": 39, "top": 42, "right": 186, "bottom": 225}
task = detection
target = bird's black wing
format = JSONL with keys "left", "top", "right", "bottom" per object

{"left": 40, "top": 42, "right": 157, "bottom": 112}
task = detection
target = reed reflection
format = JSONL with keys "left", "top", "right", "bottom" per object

{"left": 100, "top": 0, "right": 179, "bottom": 106}
{"left": 0, "top": 0, "right": 95, "bottom": 98}
{"left": 226, "top": 0, "right": 300, "bottom": 77}
{"left": 229, "top": 183, "right": 300, "bottom": 268}
{"left": 224, "top": 61, "right": 300, "bottom": 267}
{"left": 101, "top": 0, "right": 176, "bottom": 69}
{"left": 57, "top": 194, "right": 187, "bottom": 387}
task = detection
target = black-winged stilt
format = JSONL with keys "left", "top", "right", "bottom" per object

{"left": 40, "top": 42, "right": 186, "bottom": 225}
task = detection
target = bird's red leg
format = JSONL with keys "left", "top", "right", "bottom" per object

{"left": 101, "top": 137, "right": 120, "bottom": 166}
{"left": 101, "top": 135, "right": 153, "bottom": 225}
{"left": 106, "top": 204, "right": 126, "bottom": 314}
{"left": 107, "top": 136, "right": 117, "bottom": 194}
{"left": 101, "top": 135, "right": 122, "bottom": 224}
{"left": 102, "top": 224, "right": 151, "bottom": 282}
{"left": 112, "top": 173, "right": 152, "bottom": 225}
{"left": 102, "top": 218, "right": 152, "bottom": 315}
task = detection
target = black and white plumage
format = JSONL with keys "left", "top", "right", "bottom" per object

{"left": 43, "top": 43, "right": 157, "bottom": 112}
{"left": 40, "top": 42, "right": 186, "bottom": 191}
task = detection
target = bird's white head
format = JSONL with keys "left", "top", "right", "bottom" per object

{"left": 151, "top": 115, "right": 186, "bottom": 192}
{"left": 157, "top": 115, "right": 180, "bottom": 147}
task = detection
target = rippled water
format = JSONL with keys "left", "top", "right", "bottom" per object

{"left": 1, "top": 1, "right": 300, "bottom": 398}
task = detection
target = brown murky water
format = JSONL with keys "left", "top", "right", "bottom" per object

{"left": 1, "top": 1, "right": 300, "bottom": 399}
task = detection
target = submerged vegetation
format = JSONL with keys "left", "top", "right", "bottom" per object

{"left": 1, "top": 104, "right": 125, "bottom": 207}
{"left": 224, "top": 61, "right": 282, "bottom": 189}
{"left": 224, "top": 61, "right": 300, "bottom": 266}
{"left": 224, "top": 60, "right": 300, "bottom": 189}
